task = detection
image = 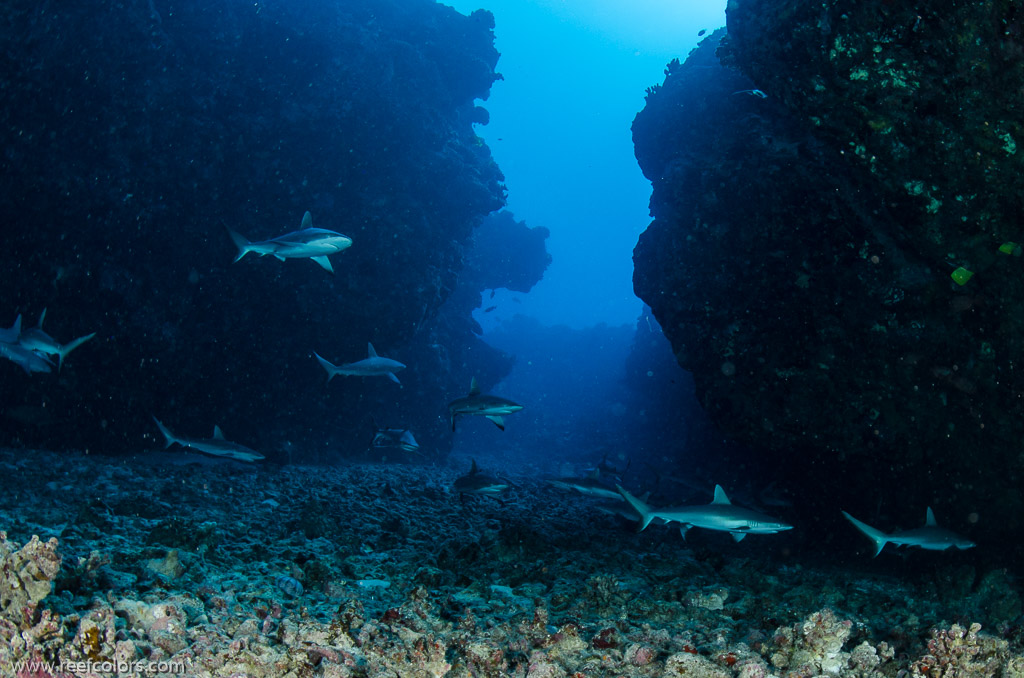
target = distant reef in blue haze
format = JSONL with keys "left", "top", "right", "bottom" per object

{"left": 0, "top": 0, "right": 550, "bottom": 460}
{"left": 632, "top": 1, "right": 1024, "bottom": 560}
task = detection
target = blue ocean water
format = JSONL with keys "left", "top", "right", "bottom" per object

{"left": 0, "top": 0, "right": 1019, "bottom": 676}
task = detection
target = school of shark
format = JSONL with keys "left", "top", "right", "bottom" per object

{"left": 0, "top": 209, "right": 976, "bottom": 558}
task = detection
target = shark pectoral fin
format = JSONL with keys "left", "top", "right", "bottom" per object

{"left": 486, "top": 415, "right": 505, "bottom": 430}
{"left": 311, "top": 255, "right": 334, "bottom": 273}
{"left": 731, "top": 532, "right": 747, "bottom": 543}
{"left": 386, "top": 372, "right": 401, "bottom": 384}
{"left": 274, "top": 253, "right": 287, "bottom": 261}
{"left": 679, "top": 525, "right": 691, "bottom": 541}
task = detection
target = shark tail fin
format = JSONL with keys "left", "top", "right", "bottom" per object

{"left": 842, "top": 510, "right": 889, "bottom": 557}
{"left": 314, "top": 352, "right": 338, "bottom": 383}
{"left": 58, "top": 332, "right": 96, "bottom": 370}
{"left": 617, "top": 485, "right": 655, "bottom": 531}
{"left": 226, "top": 226, "right": 252, "bottom": 262}
{"left": 152, "top": 417, "right": 176, "bottom": 449}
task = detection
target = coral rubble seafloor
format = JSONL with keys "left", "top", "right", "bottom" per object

{"left": 0, "top": 448, "right": 1021, "bottom": 677}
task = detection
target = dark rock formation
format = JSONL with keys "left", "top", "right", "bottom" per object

{"left": 633, "top": 2, "right": 1024, "bottom": 551}
{"left": 0, "top": 0, "right": 513, "bottom": 459}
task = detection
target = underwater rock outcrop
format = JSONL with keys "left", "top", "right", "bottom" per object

{"left": 0, "top": 0, "right": 513, "bottom": 458}
{"left": 633, "top": 2, "right": 1024, "bottom": 550}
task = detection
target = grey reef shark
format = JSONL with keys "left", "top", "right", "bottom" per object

{"left": 227, "top": 210, "right": 352, "bottom": 273}
{"left": 372, "top": 427, "right": 420, "bottom": 454}
{"left": 546, "top": 468, "right": 622, "bottom": 501}
{"left": 16, "top": 309, "right": 95, "bottom": 371}
{"left": 447, "top": 377, "right": 523, "bottom": 431}
{"left": 0, "top": 312, "right": 95, "bottom": 374}
{"left": 617, "top": 484, "right": 793, "bottom": 542}
{"left": 315, "top": 343, "right": 405, "bottom": 384}
{"left": 842, "top": 507, "right": 976, "bottom": 556}
{"left": 153, "top": 417, "right": 265, "bottom": 463}
{"left": 453, "top": 459, "right": 511, "bottom": 498}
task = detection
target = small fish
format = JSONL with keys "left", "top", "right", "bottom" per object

{"left": 275, "top": 575, "right": 303, "bottom": 598}
{"left": 315, "top": 343, "right": 405, "bottom": 384}
{"left": 355, "top": 579, "right": 391, "bottom": 590}
{"left": 732, "top": 88, "right": 768, "bottom": 99}
{"left": 227, "top": 211, "right": 352, "bottom": 273}
{"left": 483, "top": 306, "right": 497, "bottom": 313}
{"left": 697, "top": 28, "right": 707, "bottom": 36}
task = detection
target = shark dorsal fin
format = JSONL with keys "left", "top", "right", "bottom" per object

{"left": 925, "top": 506, "right": 937, "bottom": 526}
{"left": 368, "top": 342, "right": 378, "bottom": 358}
{"left": 213, "top": 425, "right": 226, "bottom": 440}
{"left": 38, "top": 308, "right": 47, "bottom": 328}
{"left": 712, "top": 485, "right": 731, "bottom": 504}
{"left": 13, "top": 314, "right": 22, "bottom": 335}
{"left": 469, "top": 459, "right": 479, "bottom": 475}
{"left": 469, "top": 377, "right": 481, "bottom": 397}
{"left": 301, "top": 211, "right": 313, "bottom": 229}
{"left": 400, "top": 430, "right": 417, "bottom": 446}
{"left": 587, "top": 468, "right": 600, "bottom": 480}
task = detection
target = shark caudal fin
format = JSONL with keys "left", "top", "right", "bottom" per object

{"left": 58, "top": 332, "right": 96, "bottom": 370}
{"left": 152, "top": 417, "right": 177, "bottom": 449}
{"left": 226, "top": 227, "right": 253, "bottom": 262}
{"left": 841, "top": 510, "right": 889, "bottom": 557}
{"left": 617, "top": 485, "right": 655, "bottom": 531}
{"left": 314, "top": 353, "right": 339, "bottom": 383}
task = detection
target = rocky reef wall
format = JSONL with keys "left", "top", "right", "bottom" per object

{"left": 0, "top": 0, "right": 525, "bottom": 459}
{"left": 632, "top": 2, "right": 1024, "bottom": 551}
